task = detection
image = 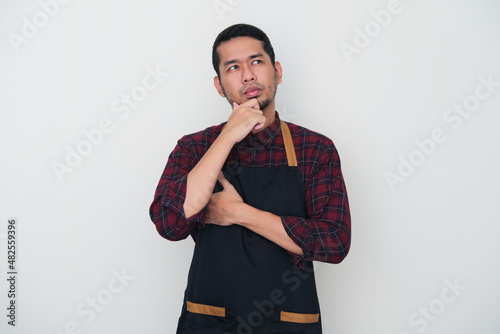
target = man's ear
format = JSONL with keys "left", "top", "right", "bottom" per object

{"left": 214, "top": 76, "right": 225, "bottom": 97}
{"left": 274, "top": 61, "right": 283, "bottom": 84}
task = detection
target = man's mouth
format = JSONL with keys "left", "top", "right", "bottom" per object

{"left": 244, "top": 86, "right": 262, "bottom": 97}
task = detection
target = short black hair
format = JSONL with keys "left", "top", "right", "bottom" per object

{"left": 212, "top": 23, "right": 276, "bottom": 77}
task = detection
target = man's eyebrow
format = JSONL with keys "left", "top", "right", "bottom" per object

{"left": 249, "top": 53, "right": 264, "bottom": 59}
{"left": 223, "top": 53, "right": 264, "bottom": 67}
{"left": 223, "top": 59, "right": 238, "bottom": 67}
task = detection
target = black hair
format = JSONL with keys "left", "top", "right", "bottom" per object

{"left": 212, "top": 23, "right": 276, "bottom": 77}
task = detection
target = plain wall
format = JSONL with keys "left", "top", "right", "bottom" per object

{"left": 1, "top": 0, "right": 499, "bottom": 333}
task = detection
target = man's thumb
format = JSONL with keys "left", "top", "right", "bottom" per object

{"left": 218, "top": 171, "right": 231, "bottom": 188}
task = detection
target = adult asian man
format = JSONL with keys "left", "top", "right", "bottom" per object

{"left": 150, "top": 23, "right": 351, "bottom": 333}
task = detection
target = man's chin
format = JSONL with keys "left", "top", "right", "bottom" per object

{"left": 257, "top": 97, "right": 272, "bottom": 111}
{"left": 227, "top": 95, "right": 271, "bottom": 111}
{"left": 245, "top": 95, "right": 263, "bottom": 107}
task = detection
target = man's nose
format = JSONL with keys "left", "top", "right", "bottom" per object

{"left": 242, "top": 66, "right": 255, "bottom": 83}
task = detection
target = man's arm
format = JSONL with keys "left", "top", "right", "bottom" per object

{"left": 281, "top": 138, "right": 351, "bottom": 266}
{"left": 205, "top": 172, "right": 304, "bottom": 256}
{"left": 149, "top": 99, "right": 266, "bottom": 240}
{"left": 205, "top": 134, "right": 351, "bottom": 267}
{"left": 149, "top": 137, "right": 204, "bottom": 241}
{"left": 183, "top": 99, "right": 266, "bottom": 218}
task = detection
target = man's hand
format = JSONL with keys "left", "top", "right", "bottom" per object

{"left": 183, "top": 99, "right": 262, "bottom": 219}
{"left": 206, "top": 172, "right": 245, "bottom": 226}
{"left": 205, "top": 172, "right": 304, "bottom": 256}
{"left": 220, "top": 98, "right": 266, "bottom": 144}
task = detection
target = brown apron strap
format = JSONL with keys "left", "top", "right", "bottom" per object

{"left": 280, "top": 120, "right": 298, "bottom": 167}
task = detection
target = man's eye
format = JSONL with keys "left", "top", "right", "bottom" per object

{"left": 228, "top": 65, "right": 238, "bottom": 71}
{"left": 252, "top": 60, "right": 262, "bottom": 64}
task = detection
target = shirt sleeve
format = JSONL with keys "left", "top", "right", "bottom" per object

{"left": 281, "top": 137, "right": 351, "bottom": 268}
{"left": 149, "top": 136, "right": 207, "bottom": 241}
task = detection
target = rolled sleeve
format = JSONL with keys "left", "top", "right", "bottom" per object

{"left": 149, "top": 138, "right": 207, "bottom": 241}
{"left": 281, "top": 138, "right": 351, "bottom": 268}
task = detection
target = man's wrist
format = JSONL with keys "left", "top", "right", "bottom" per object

{"left": 236, "top": 204, "right": 272, "bottom": 229}
{"left": 215, "top": 130, "right": 238, "bottom": 149}
{"left": 234, "top": 202, "right": 254, "bottom": 227}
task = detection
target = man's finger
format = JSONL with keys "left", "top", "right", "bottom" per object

{"left": 239, "top": 98, "right": 260, "bottom": 110}
{"left": 217, "top": 172, "right": 233, "bottom": 189}
{"left": 253, "top": 116, "right": 266, "bottom": 130}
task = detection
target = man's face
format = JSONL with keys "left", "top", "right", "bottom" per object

{"left": 214, "top": 37, "right": 282, "bottom": 112}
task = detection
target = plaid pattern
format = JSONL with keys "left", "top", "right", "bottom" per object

{"left": 150, "top": 112, "right": 351, "bottom": 267}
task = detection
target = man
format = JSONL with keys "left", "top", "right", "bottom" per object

{"left": 150, "top": 23, "right": 351, "bottom": 333}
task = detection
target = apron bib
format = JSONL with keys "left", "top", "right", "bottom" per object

{"left": 177, "top": 121, "right": 322, "bottom": 334}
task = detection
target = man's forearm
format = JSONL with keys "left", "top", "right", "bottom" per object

{"left": 184, "top": 99, "right": 267, "bottom": 219}
{"left": 183, "top": 135, "right": 234, "bottom": 218}
{"left": 205, "top": 172, "right": 304, "bottom": 256}
{"left": 236, "top": 203, "right": 304, "bottom": 256}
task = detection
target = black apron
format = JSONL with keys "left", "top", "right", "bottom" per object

{"left": 177, "top": 121, "right": 322, "bottom": 334}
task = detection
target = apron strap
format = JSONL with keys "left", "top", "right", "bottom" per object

{"left": 280, "top": 120, "right": 298, "bottom": 167}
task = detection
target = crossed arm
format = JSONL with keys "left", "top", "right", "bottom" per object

{"left": 150, "top": 99, "right": 351, "bottom": 265}
{"left": 182, "top": 99, "right": 303, "bottom": 255}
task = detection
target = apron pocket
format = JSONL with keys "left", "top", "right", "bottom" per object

{"left": 179, "top": 301, "right": 229, "bottom": 333}
{"left": 279, "top": 310, "right": 321, "bottom": 334}
{"left": 187, "top": 301, "right": 226, "bottom": 317}
{"left": 280, "top": 310, "right": 319, "bottom": 324}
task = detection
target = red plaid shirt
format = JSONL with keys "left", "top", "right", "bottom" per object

{"left": 150, "top": 112, "right": 351, "bottom": 267}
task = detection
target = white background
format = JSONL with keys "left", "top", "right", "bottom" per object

{"left": 1, "top": 0, "right": 499, "bottom": 333}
